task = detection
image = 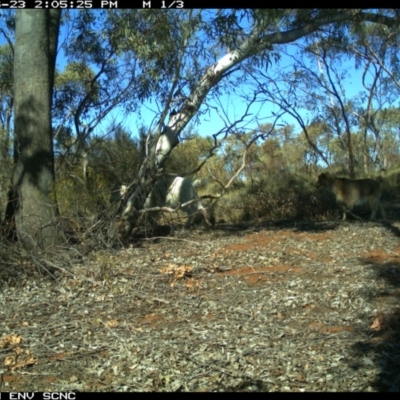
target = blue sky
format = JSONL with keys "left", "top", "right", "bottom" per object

{"left": 50, "top": 11, "right": 370, "bottom": 141}
{"left": 1, "top": 10, "right": 397, "bottom": 144}
{"left": 106, "top": 53, "right": 369, "bottom": 141}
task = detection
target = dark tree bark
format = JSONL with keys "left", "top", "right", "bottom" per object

{"left": 12, "top": 10, "right": 62, "bottom": 249}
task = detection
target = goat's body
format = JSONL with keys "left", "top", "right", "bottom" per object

{"left": 316, "top": 172, "right": 386, "bottom": 221}
{"left": 144, "top": 177, "right": 209, "bottom": 227}
{"left": 117, "top": 177, "right": 211, "bottom": 227}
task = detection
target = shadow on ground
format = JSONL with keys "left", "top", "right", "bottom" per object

{"left": 355, "top": 219, "right": 400, "bottom": 391}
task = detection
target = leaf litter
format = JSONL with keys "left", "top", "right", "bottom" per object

{"left": 1, "top": 220, "right": 400, "bottom": 391}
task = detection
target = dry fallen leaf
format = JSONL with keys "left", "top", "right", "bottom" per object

{"left": 370, "top": 316, "right": 382, "bottom": 330}
{"left": 4, "top": 349, "right": 36, "bottom": 371}
{"left": 4, "top": 355, "right": 16, "bottom": 367}
{"left": 159, "top": 264, "right": 193, "bottom": 285}
{"left": 49, "top": 352, "right": 69, "bottom": 361}
{"left": 105, "top": 319, "right": 119, "bottom": 328}
{"left": 186, "top": 278, "right": 201, "bottom": 289}
{"left": 0, "top": 334, "right": 22, "bottom": 348}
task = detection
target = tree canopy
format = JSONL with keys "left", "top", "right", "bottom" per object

{"left": 2, "top": 9, "right": 400, "bottom": 245}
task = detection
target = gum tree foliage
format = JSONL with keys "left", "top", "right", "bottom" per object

{"left": 239, "top": 11, "right": 400, "bottom": 178}
{"left": 52, "top": 10, "right": 139, "bottom": 167}
{"left": 8, "top": 9, "right": 400, "bottom": 245}
{"left": 116, "top": 9, "right": 400, "bottom": 220}
{"left": 43, "top": 9, "right": 400, "bottom": 221}
{"left": 52, "top": 10, "right": 200, "bottom": 181}
{"left": 349, "top": 22, "right": 400, "bottom": 172}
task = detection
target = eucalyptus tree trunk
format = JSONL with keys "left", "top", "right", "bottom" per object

{"left": 13, "top": 10, "right": 62, "bottom": 249}
{"left": 345, "top": 129, "right": 356, "bottom": 179}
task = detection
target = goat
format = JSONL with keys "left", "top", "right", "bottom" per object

{"left": 316, "top": 172, "right": 386, "bottom": 221}
{"left": 113, "top": 177, "right": 212, "bottom": 228}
